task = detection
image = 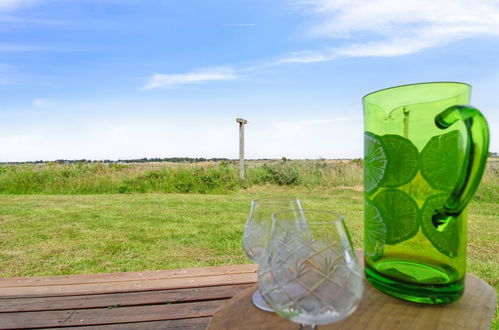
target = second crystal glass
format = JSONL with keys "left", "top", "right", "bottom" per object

{"left": 242, "top": 197, "right": 303, "bottom": 312}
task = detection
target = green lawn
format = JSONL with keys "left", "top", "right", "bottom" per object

{"left": 0, "top": 185, "right": 365, "bottom": 276}
{"left": 0, "top": 185, "right": 497, "bottom": 326}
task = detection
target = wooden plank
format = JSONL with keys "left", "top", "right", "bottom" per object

{"left": 208, "top": 274, "right": 496, "bottom": 330}
{"left": 0, "top": 284, "right": 251, "bottom": 312}
{"left": 0, "top": 272, "right": 257, "bottom": 298}
{"left": 49, "top": 317, "right": 211, "bottom": 329}
{"left": 0, "top": 264, "right": 257, "bottom": 288}
{"left": 0, "top": 299, "right": 225, "bottom": 329}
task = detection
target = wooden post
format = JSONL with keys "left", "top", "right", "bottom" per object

{"left": 236, "top": 118, "right": 248, "bottom": 180}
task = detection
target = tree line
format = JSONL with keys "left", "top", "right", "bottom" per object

{"left": 0, "top": 157, "right": 233, "bottom": 165}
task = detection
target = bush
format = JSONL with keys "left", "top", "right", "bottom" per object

{"left": 265, "top": 161, "right": 301, "bottom": 185}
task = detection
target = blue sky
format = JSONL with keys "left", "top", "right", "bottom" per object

{"left": 1, "top": 0, "right": 498, "bottom": 161}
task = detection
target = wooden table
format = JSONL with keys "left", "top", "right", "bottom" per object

{"left": 0, "top": 264, "right": 258, "bottom": 329}
{"left": 207, "top": 251, "right": 496, "bottom": 330}
{"left": 0, "top": 263, "right": 495, "bottom": 329}
{"left": 208, "top": 275, "right": 496, "bottom": 330}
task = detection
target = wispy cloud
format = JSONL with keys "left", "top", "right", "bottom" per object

{"left": 0, "top": 0, "right": 66, "bottom": 28}
{"left": 143, "top": 67, "right": 237, "bottom": 89}
{"left": 0, "top": 0, "right": 39, "bottom": 11}
{"left": 32, "top": 98, "right": 56, "bottom": 107}
{"left": 281, "top": 0, "right": 499, "bottom": 62}
{"left": 0, "top": 43, "right": 48, "bottom": 52}
{"left": 0, "top": 61, "right": 12, "bottom": 84}
{"left": 0, "top": 61, "right": 11, "bottom": 70}
{"left": 229, "top": 23, "right": 256, "bottom": 27}
{"left": 0, "top": 14, "right": 65, "bottom": 25}
{"left": 0, "top": 0, "right": 66, "bottom": 47}
{"left": 276, "top": 50, "right": 336, "bottom": 64}
{"left": 279, "top": 116, "right": 359, "bottom": 126}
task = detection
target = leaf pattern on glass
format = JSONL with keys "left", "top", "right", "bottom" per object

{"left": 293, "top": 259, "right": 309, "bottom": 278}
{"left": 267, "top": 250, "right": 278, "bottom": 266}
{"left": 317, "top": 256, "right": 341, "bottom": 277}
{"left": 299, "top": 231, "right": 315, "bottom": 246}
{"left": 276, "top": 231, "right": 295, "bottom": 247}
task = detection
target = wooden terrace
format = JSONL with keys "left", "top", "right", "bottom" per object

{"left": 0, "top": 256, "right": 495, "bottom": 329}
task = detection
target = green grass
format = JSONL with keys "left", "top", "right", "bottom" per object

{"left": 0, "top": 186, "right": 495, "bottom": 287}
{"left": 0, "top": 159, "right": 363, "bottom": 194}
{"left": 1, "top": 158, "right": 494, "bottom": 199}
{"left": 0, "top": 186, "right": 365, "bottom": 276}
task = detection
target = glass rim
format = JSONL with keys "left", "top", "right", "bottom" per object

{"left": 272, "top": 209, "right": 344, "bottom": 225}
{"left": 362, "top": 81, "right": 471, "bottom": 102}
{"left": 250, "top": 197, "right": 301, "bottom": 204}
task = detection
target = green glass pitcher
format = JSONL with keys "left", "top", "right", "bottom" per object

{"left": 362, "top": 82, "right": 489, "bottom": 304}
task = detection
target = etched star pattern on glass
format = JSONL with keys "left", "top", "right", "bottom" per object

{"left": 258, "top": 210, "right": 363, "bottom": 330}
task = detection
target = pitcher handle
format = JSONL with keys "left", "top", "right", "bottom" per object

{"left": 432, "top": 105, "right": 490, "bottom": 229}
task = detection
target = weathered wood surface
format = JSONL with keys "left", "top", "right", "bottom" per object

{"left": 0, "top": 260, "right": 495, "bottom": 330}
{"left": 0, "top": 264, "right": 258, "bottom": 329}
{"left": 0, "top": 284, "right": 250, "bottom": 312}
{"left": 208, "top": 275, "right": 496, "bottom": 330}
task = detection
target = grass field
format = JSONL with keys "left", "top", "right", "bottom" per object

{"left": 0, "top": 186, "right": 364, "bottom": 276}
{"left": 0, "top": 160, "right": 497, "bottom": 326}
{"left": 1, "top": 185, "right": 496, "bottom": 281}
{"left": 0, "top": 159, "right": 363, "bottom": 194}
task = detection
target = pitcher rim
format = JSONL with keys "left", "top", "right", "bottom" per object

{"left": 362, "top": 81, "right": 472, "bottom": 102}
